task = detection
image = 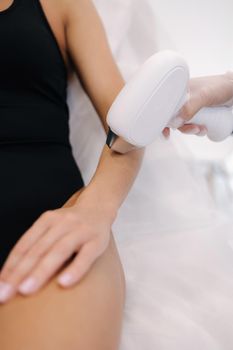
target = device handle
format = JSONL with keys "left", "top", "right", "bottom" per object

{"left": 170, "top": 93, "right": 233, "bottom": 142}
{"left": 188, "top": 106, "right": 233, "bottom": 142}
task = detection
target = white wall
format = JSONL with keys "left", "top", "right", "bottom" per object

{"left": 148, "top": 0, "right": 233, "bottom": 75}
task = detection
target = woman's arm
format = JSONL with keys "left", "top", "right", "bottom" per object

{"left": 0, "top": 0, "right": 145, "bottom": 303}
{"left": 65, "top": 0, "right": 145, "bottom": 215}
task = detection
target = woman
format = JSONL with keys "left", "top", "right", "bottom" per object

{"left": 0, "top": 0, "right": 145, "bottom": 348}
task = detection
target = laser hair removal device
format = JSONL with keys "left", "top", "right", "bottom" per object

{"left": 106, "top": 50, "right": 233, "bottom": 153}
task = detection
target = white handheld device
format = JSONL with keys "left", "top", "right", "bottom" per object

{"left": 106, "top": 50, "right": 233, "bottom": 153}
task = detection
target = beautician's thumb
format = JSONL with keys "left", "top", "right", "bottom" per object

{"left": 176, "top": 91, "right": 207, "bottom": 123}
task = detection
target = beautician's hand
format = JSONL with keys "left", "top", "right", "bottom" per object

{"left": 163, "top": 71, "right": 233, "bottom": 138}
{"left": 177, "top": 71, "right": 233, "bottom": 136}
{"left": 0, "top": 186, "right": 117, "bottom": 303}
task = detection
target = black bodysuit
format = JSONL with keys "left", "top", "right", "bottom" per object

{"left": 0, "top": 0, "right": 85, "bottom": 268}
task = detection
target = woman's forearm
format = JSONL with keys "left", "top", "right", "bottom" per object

{"left": 75, "top": 143, "right": 146, "bottom": 219}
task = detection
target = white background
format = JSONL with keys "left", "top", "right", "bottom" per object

{"left": 146, "top": 0, "right": 233, "bottom": 160}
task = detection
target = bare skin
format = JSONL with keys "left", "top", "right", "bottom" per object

{"left": 0, "top": 0, "right": 127, "bottom": 349}
{"left": 0, "top": 188, "right": 126, "bottom": 350}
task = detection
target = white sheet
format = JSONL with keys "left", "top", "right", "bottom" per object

{"left": 67, "top": 1, "right": 233, "bottom": 348}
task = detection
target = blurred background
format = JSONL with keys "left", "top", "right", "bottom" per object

{"left": 147, "top": 0, "right": 233, "bottom": 216}
{"left": 69, "top": 0, "right": 233, "bottom": 218}
{"left": 97, "top": 0, "right": 233, "bottom": 217}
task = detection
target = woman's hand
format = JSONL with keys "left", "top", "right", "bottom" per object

{"left": 0, "top": 186, "right": 117, "bottom": 304}
{"left": 163, "top": 71, "right": 233, "bottom": 138}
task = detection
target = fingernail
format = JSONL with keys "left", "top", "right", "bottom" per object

{"left": 168, "top": 116, "right": 185, "bottom": 129}
{"left": 0, "top": 281, "right": 14, "bottom": 303}
{"left": 18, "top": 277, "right": 38, "bottom": 295}
{"left": 58, "top": 273, "right": 73, "bottom": 286}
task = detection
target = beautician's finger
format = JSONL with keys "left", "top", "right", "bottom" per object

{"left": 57, "top": 240, "right": 101, "bottom": 287}
{"left": 18, "top": 232, "right": 82, "bottom": 295}
{"left": 162, "top": 127, "right": 170, "bottom": 138}
{"left": 0, "top": 210, "right": 58, "bottom": 276}
{"left": 178, "top": 124, "right": 201, "bottom": 134}
{"left": 179, "top": 124, "right": 207, "bottom": 136}
{"left": 196, "top": 126, "right": 208, "bottom": 136}
{"left": 177, "top": 92, "right": 208, "bottom": 122}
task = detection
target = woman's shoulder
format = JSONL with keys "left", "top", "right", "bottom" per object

{"left": 39, "top": 0, "right": 82, "bottom": 28}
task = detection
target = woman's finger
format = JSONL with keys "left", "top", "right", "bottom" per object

{"left": 0, "top": 210, "right": 61, "bottom": 277}
{"left": 0, "top": 222, "right": 71, "bottom": 290}
{"left": 18, "top": 231, "right": 82, "bottom": 295}
{"left": 57, "top": 240, "right": 101, "bottom": 287}
{"left": 0, "top": 210, "right": 57, "bottom": 278}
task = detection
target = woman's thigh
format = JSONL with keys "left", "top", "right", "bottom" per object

{"left": 0, "top": 188, "right": 126, "bottom": 350}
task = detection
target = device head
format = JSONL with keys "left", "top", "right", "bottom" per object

{"left": 106, "top": 50, "right": 190, "bottom": 153}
